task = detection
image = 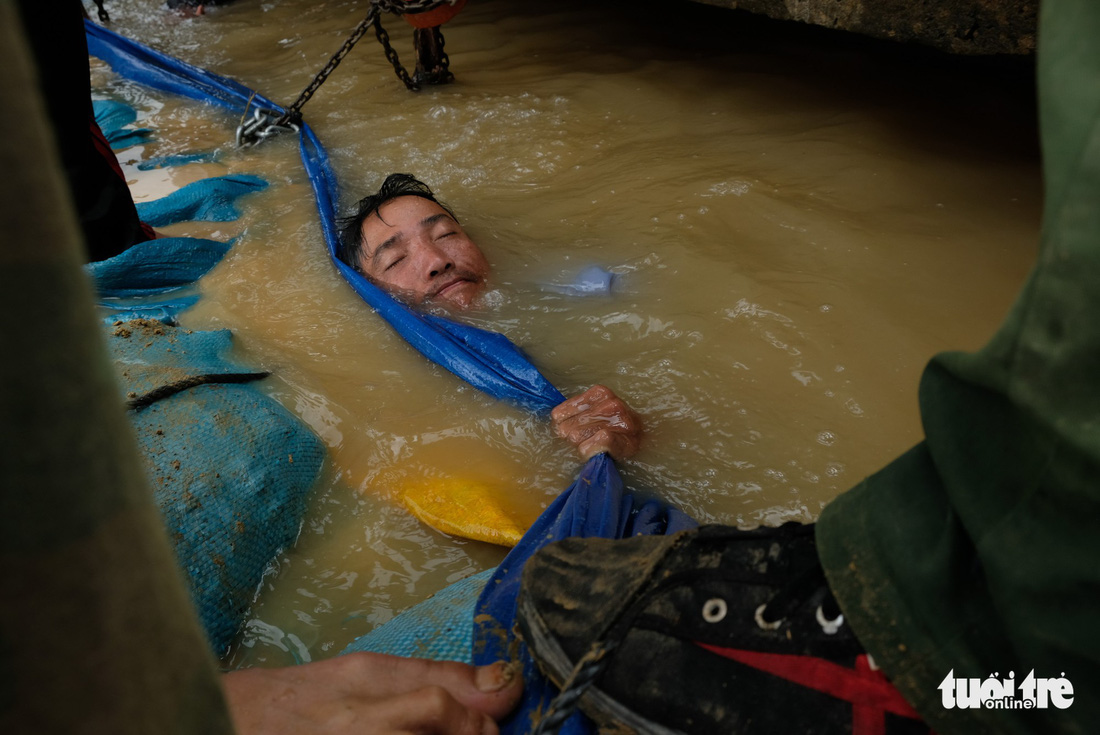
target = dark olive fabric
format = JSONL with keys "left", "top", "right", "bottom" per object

{"left": 817, "top": 1, "right": 1100, "bottom": 734}
{"left": 0, "top": 7, "right": 233, "bottom": 734}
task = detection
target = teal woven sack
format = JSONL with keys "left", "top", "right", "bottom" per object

{"left": 105, "top": 319, "right": 325, "bottom": 653}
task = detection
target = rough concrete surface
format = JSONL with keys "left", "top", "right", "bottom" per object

{"left": 688, "top": 0, "right": 1037, "bottom": 54}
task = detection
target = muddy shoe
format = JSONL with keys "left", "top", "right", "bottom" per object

{"left": 516, "top": 523, "right": 928, "bottom": 734}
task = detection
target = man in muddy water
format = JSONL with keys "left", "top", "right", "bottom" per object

{"left": 338, "top": 173, "right": 645, "bottom": 462}
{"left": 338, "top": 174, "right": 488, "bottom": 311}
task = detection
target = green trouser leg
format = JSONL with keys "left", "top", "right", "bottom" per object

{"left": 817, "top": 1, "right": 1100, "bottom": 734}
{"left": 0, "top": 5, "right": 233, "bottom": 733}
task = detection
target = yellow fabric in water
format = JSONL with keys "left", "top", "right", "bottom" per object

{"left": 402, "top": 477, "right": 536, "bottom": 547}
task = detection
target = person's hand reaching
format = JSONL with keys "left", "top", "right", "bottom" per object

{"left": 223, "top": 653, "right": 522, "bottom": 735}
{"left": 551, "top": 384, "right": 644, "bottom": 461}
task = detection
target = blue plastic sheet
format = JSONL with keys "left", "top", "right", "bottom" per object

{"left": 87, "top": 235, "right": 231, "bottom": 324}
{"left": 88, "top": 19, "right": 566, "bottom": 416}
{"left": 86, "top": 236, "right": 232, "bottom": 297}
{"left": 86, "top": 20, "right": 696, "bottom": 731}
{"left": 135, "top": 174, "right": 269, "bottom": 227}
{"left": 93, "top": 98, "right": 153, "bottom": 149}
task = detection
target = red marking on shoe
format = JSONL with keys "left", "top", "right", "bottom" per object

{"left": 852, "top": 655, "right": 886, "bottom": 735}
{"left": 696, "top": 643, "right": 923, "bottom": 727}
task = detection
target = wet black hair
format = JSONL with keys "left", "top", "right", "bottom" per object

{"left": 336, "top": 173, "right": 457, "bottom": 272}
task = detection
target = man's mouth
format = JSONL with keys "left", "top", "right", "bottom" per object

{"left": 430, "top": 275, "right": 480, "bottom": 300}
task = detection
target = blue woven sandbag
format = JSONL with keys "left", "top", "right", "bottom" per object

{"left": 341, "top": 568, "right": 496, "bottom": 664}
{"left": 136, "top": 174, "right": 269, "bottom": 227}
{"left": 105, "top": 320, "right": 325, "bottom": 654}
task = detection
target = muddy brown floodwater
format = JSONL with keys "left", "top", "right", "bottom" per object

{"left": 89, "top": 0, "right": 1041, "bottom": 667}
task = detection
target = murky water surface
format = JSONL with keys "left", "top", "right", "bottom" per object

{"left": 91, "top": 0, "right": 1041, "bottom": 666}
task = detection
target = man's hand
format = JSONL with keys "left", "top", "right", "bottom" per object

{"left": 551, "top": 384, "right": 643, "bottom": 461}
{"left": 223, "top": 653, "right": 522, "bottom": 735}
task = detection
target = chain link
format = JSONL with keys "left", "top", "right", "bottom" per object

{"left": 237, "top": 0, "right": 456, "bottom": 147}
{"left": 375, "top": 17, "right": 421, "bottom": 92}
{"left": 436, "top": 26, "right": 453, "bottom": 80}
{"left": 92, "top": 0, "right": 110, "bottom": 22}
{"left": 413, "top": 26, "right": 453, "bottom": 86}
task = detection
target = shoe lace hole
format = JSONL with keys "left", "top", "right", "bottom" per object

{"left": 702, "top": 598, "right": 727, "bottom": 623}
{"left": 815, "top": 605, "right": 844, "bottom": 635}
{"left": 754, "top": 603, "right": 784, "bottom": 630}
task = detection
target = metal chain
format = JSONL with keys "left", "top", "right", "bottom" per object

{"left": 237, "top": 0, "right": 454, "bottom": 146}
{"left": 374, "top": 16, "right": 421, "bottom": 92}
{"left": 414, "top": 25, "right": 453, "bottom": 86}
{"left": 436, "top": 25, "right": 453, "bottom": 80}
{"left": 92, "top": 0, "right": 110, "bottom": 22}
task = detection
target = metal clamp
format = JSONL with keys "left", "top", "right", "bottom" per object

{"left": 236, "top": 107, "right": 300, "bottom": 148}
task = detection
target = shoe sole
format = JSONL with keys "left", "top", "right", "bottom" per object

{"left": 517, "top": 592, "right": 688, "bottom": 735}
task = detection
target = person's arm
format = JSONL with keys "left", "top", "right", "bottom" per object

{"left": 223, "top": 655, "right": 521, "bottom": 735}
{"left": 551, "top": 384, "right": 644, "bottom": 461}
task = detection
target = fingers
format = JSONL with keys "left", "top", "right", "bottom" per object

{"left": 551, "top": 385, "right": 643, "bottom": 461}
{"left": 338, "top": 654, "right": 522, "bottom": 721}
{"left": 554, "top": 400, "right": 641, "bottom": 442}
{"left": 577, "top": 427, "right": 641, "bottom": 461}
{"left": 364, "top": 685, "right": 497, "bottom": 735}
{"left": 551, "top": 384, "right": 614, "bottom": 424}
{"left": 222, "top": 655, "right": 521, "bottom": 735}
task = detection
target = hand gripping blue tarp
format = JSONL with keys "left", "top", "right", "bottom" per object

{"left": 86, "top": 21, "right": 694, "bottom": 733}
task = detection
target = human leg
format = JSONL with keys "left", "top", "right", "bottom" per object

{"left": 17, "top": 0, "right": 155, "bottom": 261}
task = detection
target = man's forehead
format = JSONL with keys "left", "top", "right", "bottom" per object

{"left": 368, "top": 195, "right": 448, "bottom": 223}
{"left": 363, "top": 196, "right": 451, "bottom": 232}
{"left": 360, "top": 197, "right": 456, "bottom": 258}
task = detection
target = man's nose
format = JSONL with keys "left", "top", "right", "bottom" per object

{"left": 419, "top": 241, "right": 454, "bottom": 278}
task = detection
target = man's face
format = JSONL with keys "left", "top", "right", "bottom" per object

{"left": 357, "top": 196, "right": 490, "bottom": 309}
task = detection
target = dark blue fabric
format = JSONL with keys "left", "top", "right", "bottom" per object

{"left": 135, "top": 174, "right": 269, "bottom": 227}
